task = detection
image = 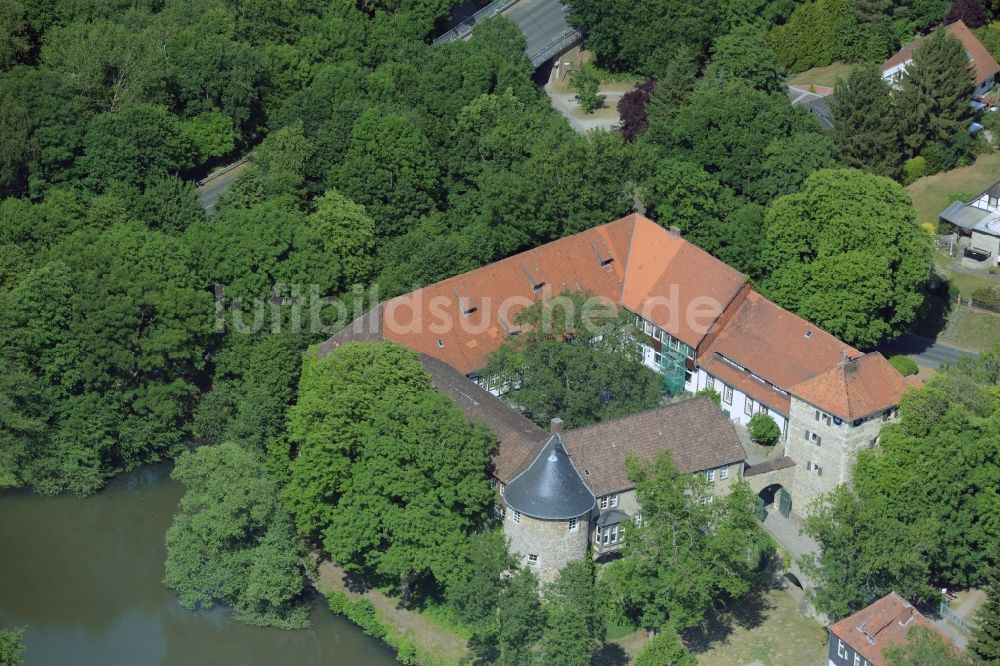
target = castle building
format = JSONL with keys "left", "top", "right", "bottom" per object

{"left": 321, "top": 213, "right": 916, "bottom": 579}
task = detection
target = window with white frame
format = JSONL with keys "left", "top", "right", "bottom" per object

{"left": 744, "top": 397, "right": 753, "bottom": 416}
{"left": 599, "top": 496, "right": 609, "bottom": 510}
{"left": 609, "top": 494, "right": 618, "bottom": 508}
{"left": 705, "top": 469, "right": 715, "bottom": 482}
{"left": 723, "top": 385, "right": 733, "bottom": 405}
{"left": 837, "top": 639, "right": 848, "bottom": 659}
{"left": 568, "top": 517, "right": 578, "bottom": 531}
{"left": 634, "top": 513, "right": 642, "bottom": 526}
{"left": 494, "top": 504, "right": 504, "bottom": 520}
{"left": 654, "top": 352, "right": 662, "bottom": 365}
{"left": 601, "top": 524, "right": 621, "bottom": 545}
{"left": 512, "top": 509, "right": 520, "bottom": 524}
{"left": 701, "top": 495, "right": 714, "bottom": 505}
{"left": 644, "top": 321, "right": 653, "bottom": 336}
{"left": 706, "top": 375, "right": 715, "bottom": 390}
{"left": 720, "top": 466, "right": 729, "bottom": 480}
{"left": 499, "top": 483, "right": 505, "bottom": 496}
{"left": 527, "top": 554, "right": 538, "bottom": 566}
{"left": 760, "top": 405, "right": 769, "bottom": 415}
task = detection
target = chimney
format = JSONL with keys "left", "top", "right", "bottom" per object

{"left": 898, "top": 605, "right": 915, "bottom": 627}
{"left": 550, "top": 417, "right": 564, "bottom": 434}
{"left": 668, "top": 226, "right": 681, "bottom": 237}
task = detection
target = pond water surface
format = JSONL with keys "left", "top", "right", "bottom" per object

{"left": 0, "top": 462, "right": 399, "bottom": 666}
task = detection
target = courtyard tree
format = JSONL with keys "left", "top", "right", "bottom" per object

{"left": 748, "top": 412, "right": 781, "bottom": 446}
{"left": 633, "top": 625, "right": 696, "bottom": 666}
{"left": 760, "top": 168, "right": 931, "bottom": 348}
{"left": 570, "top": 64, "right": 603, "bottom": 114}
{"left": 164, "top": 443, "right": 310, "bottom": 629}
{"left": 800, "top": 486, "right": 936, "bottom": 618}
{"left": 0, "top": 628, "right": 23, "bottom": 666}
{"left": 483, "top": 290, "right": 661, "bottom": 429}
{"left": 497, "top": 569, "right": 545, "bottom": 666}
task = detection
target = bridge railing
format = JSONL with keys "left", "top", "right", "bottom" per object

{"left": 432, "top": 0, "right": 521, "bottom": 44}
{"left": 530, "top": 27, "right": 583, "bottom": 66}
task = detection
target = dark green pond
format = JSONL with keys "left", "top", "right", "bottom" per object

{"left": 0, "top": 462, "right": 399, "bottom": 666}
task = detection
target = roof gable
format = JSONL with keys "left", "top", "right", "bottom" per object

{"left": 882, "top": 20, "right": 1000, "bottom": 85}
{"left": 621, "top": 217, "right": 747, "bottom": 348}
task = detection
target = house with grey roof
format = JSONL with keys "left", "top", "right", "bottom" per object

{"left": 939, "top": 179, "right": 1000, "bottom": 268}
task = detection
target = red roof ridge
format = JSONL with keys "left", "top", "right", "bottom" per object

{"left": 791, "top": 351, "right": 911, "bottom": 420}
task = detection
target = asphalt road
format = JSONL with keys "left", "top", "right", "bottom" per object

{"left": 880, "top": 333, "right": 980, "bottom": 369}
{"left": 503, "top": 0, "right": 571, "bottom": 57}
{"left": 196, "top": 162, "right": 249, "bottom": 214}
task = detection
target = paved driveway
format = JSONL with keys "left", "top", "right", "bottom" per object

{"left": 880, "top": 333, "right": 980, "bottom": 369}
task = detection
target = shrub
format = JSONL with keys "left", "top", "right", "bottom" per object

{"left": 902, "top": 156, "right": 927, "bottom": 184}
{"left": 325, "top": 590, "right": 348, "bottom": 614}
{"left": 695, "top": 387, "right": 721, "bottom": 405}
{"left": 888, "top": 355, "right": 919, "bottom": 376}
{"left": 345, "top": 598, "right": 386, "bottom": 639}
{"left": 395, "top": 639, "right": 418, "bottom": 665}
{"left": 748, "top": 412, "right": 781, "bottom": 446}
{"left": 920, "top": 222, "right": 937, "bottom": 235}
{"left": 972, "top": 286, "right": 1000, "bottom": 310}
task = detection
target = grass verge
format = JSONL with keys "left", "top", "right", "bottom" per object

{"left": 787, "top": 61, "right": 856, "bottom": 88}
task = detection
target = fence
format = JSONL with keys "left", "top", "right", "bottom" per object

{"left": 530, "top": 27, "right": 583, "bottom": 66}
{"left": 939, "top": 600, "right": 974, "bottom": 634}
{"left": 432, "top": 0, "right": 520, "bottom": 44}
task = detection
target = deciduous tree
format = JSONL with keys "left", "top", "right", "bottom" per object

{"left": 165, "top": 443, "right": 310, "bottom": 629}
{"left": 760, "top": 168, "right": 931, "bottom": 347}
{"left": 970, "top": 563, "right": 1000, "bottom": 662}
{"left": 541, "top": 559, "right": 605, "bottom": 666}
{"left": 483, "top": 291, "right": 661, "bottom": 429}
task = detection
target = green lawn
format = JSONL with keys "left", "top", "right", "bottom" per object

{"left": 937, "top": 306, "right": 1000, "bottom": 352}
{"left": 907, "top": 152, "right": 1000, "bottom": 229}
{"left": 932, "top": 252, "right": 999, "bottom": 297}
{"left": 787, "top": 61, "right": 856, "bottom": 88}
{"left": 607, "top": 588, "right": 828, "bottom": 666}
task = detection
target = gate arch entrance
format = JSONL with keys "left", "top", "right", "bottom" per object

{"left": 757, "top": 483, "right": 792, "bottom": 518}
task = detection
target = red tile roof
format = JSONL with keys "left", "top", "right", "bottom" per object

{"left": 620, "top": 220, "right": 747, "bottom": 348}
{"left": 698, "top": 290, "right": 857, "bottom": 392}
{"left": 829, "top": 592, "right": 958, "bottom": 666}
{"left": 881, "top": 20, "right": 999, "bottom": 85}
{"left": 380, "top": 216, "right": 636, "bottom": 375}
{"left": 792, "top": 352, "right": 911, "bottom": 421}
{"left": 327, "top": 214, "right": 911, "bottom": 422}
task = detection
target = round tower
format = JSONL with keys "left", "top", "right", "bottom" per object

{"left": 503, "top": 433, "right": 595, "bottom": 583}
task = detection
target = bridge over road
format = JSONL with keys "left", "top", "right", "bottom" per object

{"left": 434, "top": 0, "right": 583, "bottom": 67}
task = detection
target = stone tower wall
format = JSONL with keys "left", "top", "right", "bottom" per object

{"left": 504, "top": 508, "right": 592, "bottom": 584}
{"left": 787, "top": 398, "right": 890, "bottom": 514}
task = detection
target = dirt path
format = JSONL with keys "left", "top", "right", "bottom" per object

{"left": 317, "top": 561, "right": 468, "bottom": 665}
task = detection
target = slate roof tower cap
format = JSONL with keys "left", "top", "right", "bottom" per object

{"left": 504, "top": 434, "right": 595, "bottom": 520}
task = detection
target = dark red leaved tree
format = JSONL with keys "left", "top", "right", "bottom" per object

{"left": 617, "top": 79, "right": 656, "bottom": 142}
{"left": 946, "top": 0, "right": 987, "bottom": 28}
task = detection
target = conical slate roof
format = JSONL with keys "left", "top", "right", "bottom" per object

{"left": 504, "top": 434, "right": 595, "bottom": 520}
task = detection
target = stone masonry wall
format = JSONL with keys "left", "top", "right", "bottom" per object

{"left": 505, "top": 509, "right": 591, "bottom": 584}
{"left": 788, "top": 398, "right": 890, "bottom": 514}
